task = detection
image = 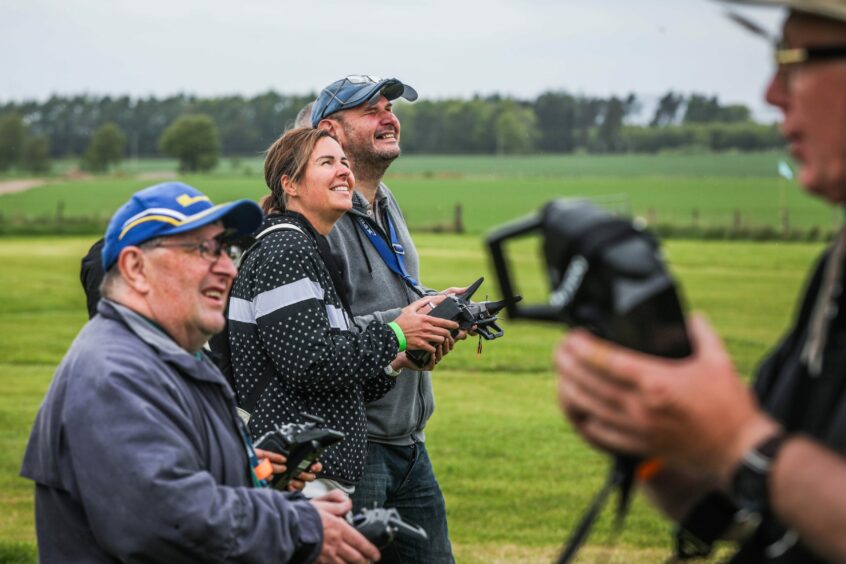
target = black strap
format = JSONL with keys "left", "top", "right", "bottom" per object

{"left": 217, "top": 221, "right": 297, "bottom": 413}
{"left": 558, "top": 455, "right": 638, "bottom": 563}
{"left": 557, "top": 469, "right": 619, "bottom": 564}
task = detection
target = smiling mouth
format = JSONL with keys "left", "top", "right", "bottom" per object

{"left": 375, "top": 131, "right": 397, "bottom": 141}
{"left": 203, "top": 289, "right": 226, "bottom": 302}
{"left": 331, "top": 185, "right": 350, "bottom": 193}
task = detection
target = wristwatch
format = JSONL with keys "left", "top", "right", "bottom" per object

{"left": 730, "top": 432, "right": 789, "bottom": 515}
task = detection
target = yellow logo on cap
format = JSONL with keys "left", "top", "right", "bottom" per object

{"left": 177, "top": 194, "right": 210, "bottom": 207}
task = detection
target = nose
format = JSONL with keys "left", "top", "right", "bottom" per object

{"left": 336, "top": 161, "right": 352, "bottom": 181}
{"left": 765, "top": 67, "right": 790, "bottom": 112}
{"left": 213, "top": 251, "right": 238, "bottom": 279}
{"left": 380, "top": 110, "right": 400, "bottom": 129}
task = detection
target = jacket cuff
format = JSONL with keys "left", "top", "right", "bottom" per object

{"left": 288, "top": 496, "right": 323, "bottom": 563}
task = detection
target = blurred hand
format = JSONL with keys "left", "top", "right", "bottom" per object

{"left": 254, "top": 448, "right": 287, "bottom": 475}
{"left": 254, "top": 450, "right": 322, "bottom": 492}
{"left": 393, "top": 295, "right": 458, "bottom": 353}
{"left": 312, "top": 490, "right": 380, "bottom": 563}
{"left": 555, "top": 315, "right": 778, "bottom": 480}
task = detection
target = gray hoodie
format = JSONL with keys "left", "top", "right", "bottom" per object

{"left": 328, "top": 185, "right": 436, "bottom": 445}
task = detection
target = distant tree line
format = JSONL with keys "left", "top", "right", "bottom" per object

{"left": 0, "top": 90, "right": 783, "bottom": 174}
{"left": 396, "top": 92, "right": 782, "bottom": 154}
{"left": 0, "top": 113, "right": 50, "bottom": 173}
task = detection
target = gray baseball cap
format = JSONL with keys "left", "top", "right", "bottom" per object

{"left": 721, "top": 0, "right": 846, "bottom": 21}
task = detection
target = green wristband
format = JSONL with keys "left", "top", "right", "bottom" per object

{"left": 387, "top": 321, "right": 407, "bottom": 352}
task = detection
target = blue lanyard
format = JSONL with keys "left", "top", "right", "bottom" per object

{"left": 354, "top": 210, "right": 424, "bottom": 296}
{"left": 238, "top": 420, "right": 268, "bottom": 489}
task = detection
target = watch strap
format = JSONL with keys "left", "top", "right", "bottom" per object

{"left": 730, "top": 432, "right": 789, "bottom": 512}
{"left": 744, "top": 433, "right": 788, "bottom": 473}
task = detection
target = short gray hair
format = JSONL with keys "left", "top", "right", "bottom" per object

{"left": 294, "top": 102, "right": 314, "bottom": 129}
{"left": 99, "top": 237, "right": 162, "bottom": 299}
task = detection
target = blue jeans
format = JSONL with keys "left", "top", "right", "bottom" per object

{"left": 351, "top": 442, "right": 454, "bottom": 564}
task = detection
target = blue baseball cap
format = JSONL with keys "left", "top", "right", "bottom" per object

{"left": 310, "top": 75, "right": 418, "bottom": 127}
{"left": 102, "top": 181, "right": 263, "bottom": 270}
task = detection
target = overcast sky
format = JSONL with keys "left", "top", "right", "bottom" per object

{"left": 1, "top": 0, "right": 785, "bottom": 121}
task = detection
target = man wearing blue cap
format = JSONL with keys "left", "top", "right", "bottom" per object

{"left": 312, "top": 76, "right": 458, "bottom": 563}
{"left": 21, "top": 182, "right": 380, "bottom": 563}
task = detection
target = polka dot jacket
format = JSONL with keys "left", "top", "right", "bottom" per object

{"left": 227, "top": 213, "right": 399, "bottom": 485}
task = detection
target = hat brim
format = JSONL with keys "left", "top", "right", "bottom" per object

{"left": 159, "top": 199, "right": 263, "bottom": 239}
{"left": 380, "top": 80, "right": 418, "bottom": 103}
{"left": 719, "top": 0, "right": 846, "bottom": 22}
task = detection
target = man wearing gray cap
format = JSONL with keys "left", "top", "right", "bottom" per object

{"left": 21, "top": 182, "right": 380, "bottom": 563}
{"left": 556, "top": 2, "right": 846, "bottom": 562}
{"left": 311, "top": 76, "right": 460, "bottom": 563}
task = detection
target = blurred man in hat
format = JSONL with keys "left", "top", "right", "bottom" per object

{"left": 21, "top": 182, "right": 380, "bottom": 563}
{"left": 312, "top": 76, "right": 464, "bottom": 563}
{"left": 556, "top": 2, "right": 846, "bottom": 562}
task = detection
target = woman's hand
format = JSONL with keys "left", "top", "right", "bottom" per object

{"left": 393, "top": 295, "right": 458, "bottom": 352}
{"left": 389, "top": 336, "right": 455, "bottom": 372}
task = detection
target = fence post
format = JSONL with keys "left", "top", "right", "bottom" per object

{"left": 692, "top": 208, "right": 699, "bottom": 228}
{"left": 453, "top": 204, "right": 465, "bottom": 234}
{"left": 733, "top": 209, "right": 742, "bottom": 232}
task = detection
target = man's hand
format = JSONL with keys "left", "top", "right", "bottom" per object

{"left": 393, "top": 295, "right": 458, "bottom": 353}
{"left": 288, "top": 461, "right": 322, "bottom": 492}
{"left": 555, "top": 315, "right": 778, "bottom": 481}
{"left": 254, "top": 449, "right": 321, "bottom": 492}
{"left": 312, "top": 490, "right": 380, "bottom": 564}
{"left": 439, "top": 286, "right": 467, "bottom": 296}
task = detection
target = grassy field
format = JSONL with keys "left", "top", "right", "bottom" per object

{"left": 0, "top": 151, "right": 799, "bottom": 179}
{"left": 0, "top": 233, "right": 823, "bottom": 562}
{"left": 1, "top": 152, "right": 838, "bottom": 234}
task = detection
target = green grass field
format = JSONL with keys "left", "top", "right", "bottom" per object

{"left": 1, "top": 152, "right": 838, "bottom": 234}
{"left": 0, "top": 151, "right": 800, "bottom": 179}
{"left": 0, "top": 234, "right": 824, "bottom": 562}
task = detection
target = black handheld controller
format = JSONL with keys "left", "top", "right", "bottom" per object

{"left": 486, "top": 200, "right": 691, "bottom": 359}
{"left": 405, "top": 277, "right": 522, "bottom": 367}
{"left": 349, "top": 507, "right": 428, "bottom": 548}
{"left": 253, "top": 413, "right": 344, "bottom": 489}
{"left": 485, "top": 199, "right": 692, "bottom": 563}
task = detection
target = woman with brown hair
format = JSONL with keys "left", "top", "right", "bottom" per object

{"left": 227, "top": 128, "right": 456, "bottom": 495}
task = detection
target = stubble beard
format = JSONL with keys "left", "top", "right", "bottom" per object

{"left": 341, "top": 124, "right": 400, "bottom": 186}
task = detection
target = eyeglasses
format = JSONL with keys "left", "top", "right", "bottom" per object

{"left": 772, "top": 41, "right": 846, "bottom": 90}
{"left": 776, "top": 43, "right": 846, "bottom": 66}
{"left": 147, "top": 231, "right": 235, "bottom": 263}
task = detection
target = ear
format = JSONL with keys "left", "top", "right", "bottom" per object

{"left": 317, "top": 118, "right": 343, "bottom": 141}
{"left": 117, "top": 246, "right": 152, "bottom": 295}
{"left": 281, "top": 175, "right": 298, "bottom": 198}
